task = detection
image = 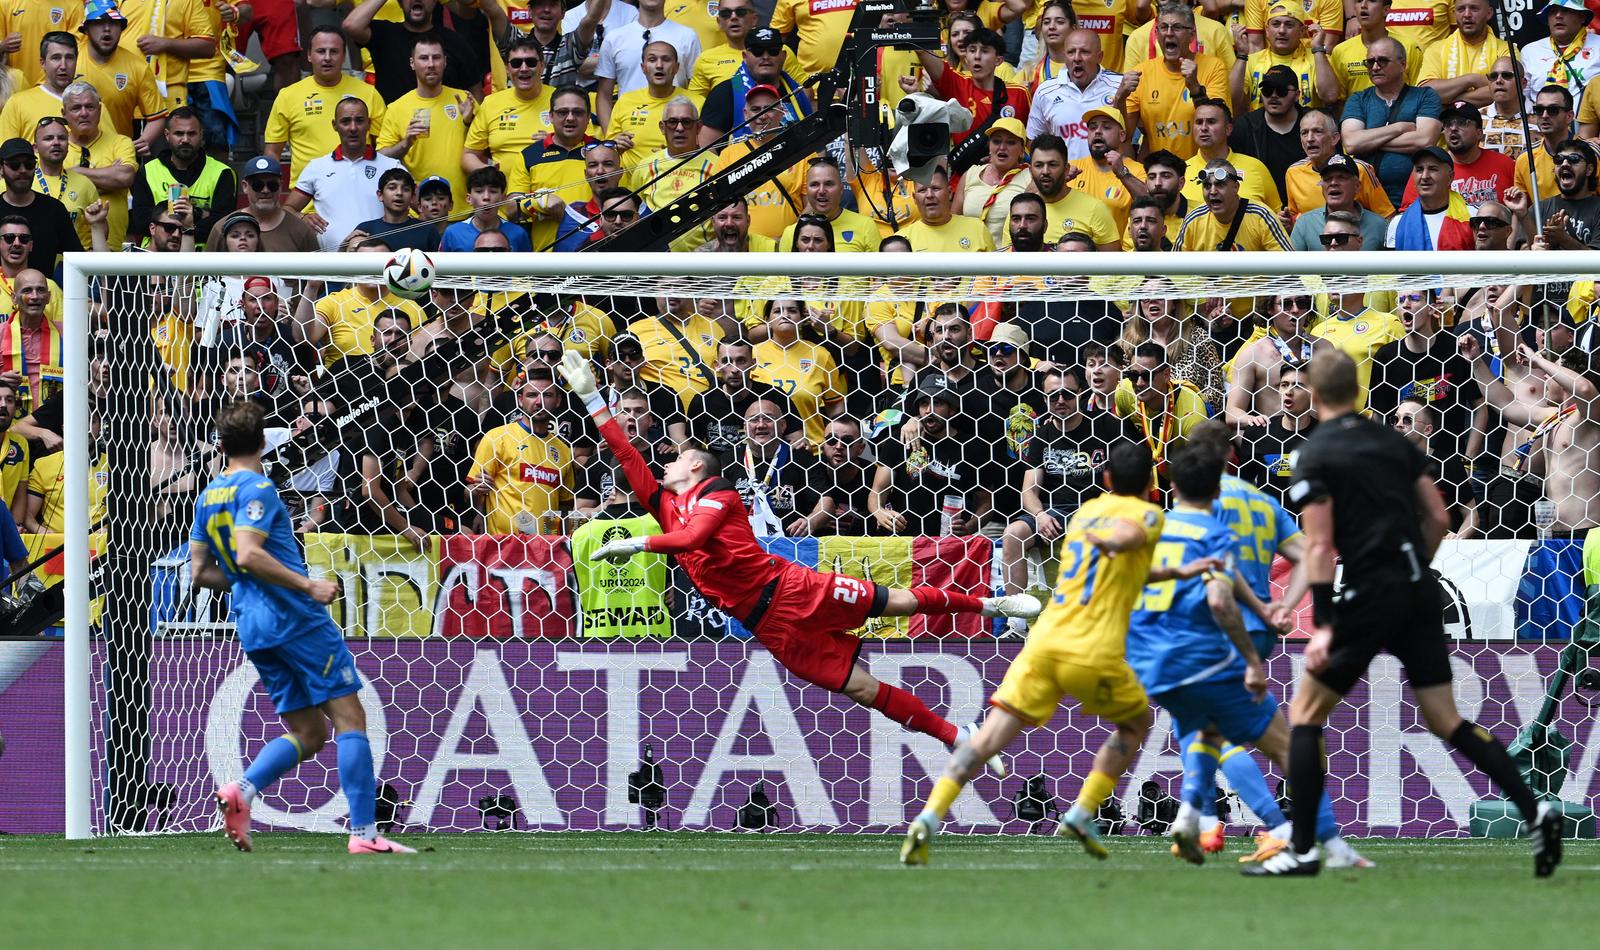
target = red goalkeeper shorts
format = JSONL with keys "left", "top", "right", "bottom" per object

{"left": 745, "top": 567, "right": 884, "bottom": 692}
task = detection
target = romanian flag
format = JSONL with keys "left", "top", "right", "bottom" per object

{"left": 1391, "top": 190, "right": 1474, "bottom": 251}
{"left": 909, "top": 536, "right": 993, "bottom": 638}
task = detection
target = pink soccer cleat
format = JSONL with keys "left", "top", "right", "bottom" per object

{"left": 348, "top": 835, "right": 417, "bottom": 855}
{"left": 214, "top": 782, "right": 252, "bottom": 852}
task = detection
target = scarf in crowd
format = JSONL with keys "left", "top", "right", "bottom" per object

{"left": 1392, "top": 191, "right": 1473, "bottom": 251}
{"left": 731, "top": 65, "right": 813, "bottom": 133}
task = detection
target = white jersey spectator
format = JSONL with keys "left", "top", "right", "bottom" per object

{"left": 595, "top": 4, "right": 699, "bottom": 97}
{"left": 292, "top": 148, "right": 402, "bottom": 252}
{"left": 1027, "top": 30, "right": 1122, "bottom": 161}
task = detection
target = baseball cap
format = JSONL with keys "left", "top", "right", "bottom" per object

{"left": 219, "top": 210, "right": 261, "bottom": 235}
{"left": 912, "top": 377, "right": 961, "bottom": 406}
{"left": 1440, "top": 101, "right": 1484, "bottom": 125}
{"left": 417, "top": 174, "right": 453, "bottom": 198}
{"left": 0, "top": 138, "right": 33, "bottom": 162}
{"left": 1259, "top": 65, "right": 1300, "bottom": 94}
{"left": 746, "top": 83, "right": 781, "bottom": 100}
{"left": 1412, "top": 145, "right": 1454, "bottom": 167}
{"left": 242, "top": 276, "right": 274, "bottom": 295}
{"left": 1548, "top": 0, "right": 1593, "bottom": 17}
{"left": 747, "top": 28, "right": 784, "bottom": 52}
{"left": 1081, "top": 107, "right": 1124, "bottom": 130}
{"left": 1265, "top": 0, "right": 1300, "bottom": 18}
{"left": 242, "top": 154, "right": 281, "bottom": 178}
{"left": 989, "top": 116, "right": 1027, "bottom": 141}
{"left": 611, "top": 332, "right": 645, "bottom": 358}
{"left": 987, "top": 322, "right": 1029, "bottom": 350}
{"left": 82, "top": 0, "right": 128, "bottom": 27}
{"left": 1318, "top": 153, "right": 1362, "bottom": 178}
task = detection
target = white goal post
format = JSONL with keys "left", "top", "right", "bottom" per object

{"left": 58, "top": 249, "right": 1600, "bottom": 840}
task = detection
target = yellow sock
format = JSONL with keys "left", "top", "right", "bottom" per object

{"left": 926, "top": 776, "right": 963, "bottom": 822}
{"left": 1074, "top": 770, "right": 1117, "bottom": 815}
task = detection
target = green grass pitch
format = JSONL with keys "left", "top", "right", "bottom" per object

{"left": 3, "top": 833, "right": 1595, "bottom": 948}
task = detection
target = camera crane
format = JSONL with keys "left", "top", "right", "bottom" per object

{"left": 580, "top": 0, "right": 947, "bottom": 253}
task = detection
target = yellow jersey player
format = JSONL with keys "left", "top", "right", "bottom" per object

{"left": 902, "top": 442, "right": 1221, "bottom": 865}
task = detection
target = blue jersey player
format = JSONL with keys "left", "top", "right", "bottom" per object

{"left": 1126, "top": 442, "right": 1348, "bottom": 866}
{"left": 190, "top": 401, "right": 413, "bottom": 855}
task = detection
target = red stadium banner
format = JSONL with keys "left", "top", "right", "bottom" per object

{"left": 909, "top": 536, "right": 993, "bottom": 638}
{"left": 435, "top": 535, "right": 576, "bottom": 638}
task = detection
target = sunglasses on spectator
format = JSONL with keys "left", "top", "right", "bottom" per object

{"left": 601, "top": 207, "right": 638, "bottom": 221}
{"left": 1362, "top": 56, "right": 1395, "bottom": 69}
{"left": 822, "top": 433, "right": 857, "bottom": 445}
{"left": 1398, "top": 292, "right": 1429, "bottom": 303}
{"left": 1470, "top": 216, "right": 1510, "bottom": 229}
{"left": 1278, "top": 296, "right": 1314, "bottom": 310}
{"left": 1126, "top": 369, "right": 1159, "bottom": 383}
{"left": 748, "top": 46, "right": 784, "bottom": 56}
{"left": 1532, "top": 104, "right": 1568, "bottom": 115}
{"left": 2, "top": 157, "right": 35, "bottom": 171}
{"left": 477, "top": 245, "right": 509, "bottom": 252}
{"left": 1048, "top": 388, "right": 1081, "bottom": 401}
{"left": 0, "top": 232, "right": 30, "bottom": 244}
{"left": 1486, "top": 70, "right": 1516, "bottom": 81}
{"left": 717, "top": 5, "right": 754, "bottom": 15}
{"left": 532, "top": 349, "right": 563, "bottom": 361}
{"left": 1261, "top": 85, "right": 1296, "bottom": 98}
{"left": 746, "top": 412, "right": 782, "bottom": 423}
{"left": 986, "top": 342, "right": 1020, "bottom": 357}
{"left": 151, "top": 221, "right": 182, "bottom": 234}
{"left": 1556, "top": 152, "right": 1590, "bottom": 165}
{"left": 1319, "top": 232, "right": 1356, "bottom": 247}
{"left": 552, "top": 106, "right": 588, "bottom": 117}
{"left": 1194, "top": 168, "right": 1239, "bottom": 185}
{"left": 661, "top": 116, "right": 696, "bottom": 127}
{"left": 247, "top": 177, "right": 281, "bottom": 192}
{"left": 582, "top": 139, "right": 620, "bottom": 153}
{"left": 615, "top": 348, "right": 645, "bottom": 361}
{"left": 507, "top": 56, "right": 540, "bottom": 69}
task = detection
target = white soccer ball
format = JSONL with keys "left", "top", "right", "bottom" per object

{"left": 383, "top": 248, "right": 436, "bottom": 300}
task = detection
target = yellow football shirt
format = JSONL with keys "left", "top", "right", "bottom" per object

{"left": 629, "top": 312, "right": 725, "bottom": 406}
{"left": 1029, "top": 491, "right": 1164, "bottom": 665}
{"left": 0, "top": 87, "right": 117, "bottom": 145}
{"left": 28, "top": 449, "right": 107, "bottom": 533}
{"left": 1123, "top": 13, "right": 1238, "bottom": 73}
{"left": 264, "top": 75, "right": 389, "bottom": 186}
{"left": 1244, "top": 0, "right": 1343, "bottom": 34}
{"left": 33, "top": 168, "right": 100, "bottom": 251}
{"left": 64, "top": 130, "right": 137, "bottom": 247}
{"left": 1328, "top": 33, "right": 1424, "bottom": 96}
{"left": 118, "top": 0, "right": 212, "bottom": 96}
{"left": 664, "top": 0, "right": 722, "bottom": 50}
{"left": 0, "top": 430, "right": 28, "bottom": 510}
{"left": 509, "top": 137, "right": 590, "bottom": 252}
{"left": 1515, "top": 146, "right": 1560, "bottom": 202}
{"left": 1174, "top": 203, "right": 1291, "bottom": 251}
{"left": 75, "top": 44, "right": 168, "bottom": 137}
{"left": 777, "top": 207, "right": 880, "bottom": 253}
{"left": 1180, "top": 150, "right": 1284, "bottom": 211}
{"left": 1282, "top": 157, "right": 1396, "bottom": 216}
{"left": 1415, "top": 30, "right": 1508, "bottom": 85}
{"left": 1070, "top": 0, "right": 1137, "bottom": 71}
{"left": 1309, "top": 307, "right": 1404, "bottom": 408}
{"left": 2, "top": 1, "right": 85, "bottom": 88}
{"left": 899, "top": 213, "right": 995, "bottom": 252}
{"left": 769, "top": 0, "right": 858, "bottom": 76}
{"left": 489, "top": 301, "right": 617, "bottom": 375}
{"left": 606, "top": 87, "right": 705, "bottom": 166}
{"left": 850, "top": 167, "right": 920, "bottom": 239}
{"left": 467, "top": 422, "right": 573, "bottom": 535}
{"left": 710, "top": 136, "right": 805, "bottom": 239}
{"left": 465, "top": 86, "right": 554, "bottom": 171}
{"left": 377, "top": 86, "right": 473, "bottom": 215}
{"left": 1242, "top": 46, "right": 1318, "bottom": 110}
{"left": 1043, "top": 188, "right": 1121, "bottom": 245}
{"left": 688, "top": 45, "right": 805, "bottom": 97}
{"left": 1384, "top": 0, "right": 1454, "bottom": 49}
{"left": 1125, "top": 54, "right": 1230, "bottom": 159}
{"left": 1067, "top": 157, "right": 1146, "bottom": 234}
{"left": 751, "top": 338, "right": 846, "bottom": 445}
{"left": 313, "top": 285, "right": 426, "bottom": 366}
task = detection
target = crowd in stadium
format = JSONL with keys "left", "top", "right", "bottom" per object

{"left": 2, "top": 0, "right": 1598, "bottom": 581}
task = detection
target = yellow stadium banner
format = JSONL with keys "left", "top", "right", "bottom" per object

{"left": 303, "top": 533, "right": 438, "bottom": 638}
{"left": 817, "top": 537, "right": 912, "bottom": 639}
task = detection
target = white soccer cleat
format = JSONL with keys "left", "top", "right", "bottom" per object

{"left": 981, "top": 594, "right": 1042, "bottom": 620}
{"left": 1241, "top": 845, "right": 1321, "bottom": 877}
{"left": 1322, "top": 836, "right": 1375, "bottom": 869}
{"left": 956, "top": 722, "right": 1007, "bottom": 777}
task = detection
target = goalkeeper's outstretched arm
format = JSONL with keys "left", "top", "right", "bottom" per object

{"left": 558, "top": 350, "right": 663, "bottom": 511}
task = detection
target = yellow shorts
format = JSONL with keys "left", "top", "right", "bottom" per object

{"left": 990, "top": 648, "right": 1149, "bottom": 727}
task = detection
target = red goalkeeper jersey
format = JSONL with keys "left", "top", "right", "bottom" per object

{"left": 597, "top": 416, "right": 784, "bottom": 616}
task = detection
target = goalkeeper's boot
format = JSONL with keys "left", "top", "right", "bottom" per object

{"left": 1241, "top": 846, "right": 1320, "bottom": 877}
{"left": 1200, "top": 824, "right": 1226, "bottom": 855}
{"left": 1238, "top": 831, "right": 1288, "bottom": 864}
{"left": 1322, "top": 836, "right": 1375, "bottom": 869}
{"left": 955, "top": 722, "right": 1007, "bottom": 778}
{"left": 1057, "top": 808, "right": 1109, "bottom": 860}
{"left": 1169, "top": 803, "right": 1205, "bottom": 866}
{"left": 214, "top": 782, "right": 252, "bottom": 853}
{"left": 981, "top": 594, "right": 1042, "bottom": 621}
{"left": 349, "top": 835, "right": 417, "bottom": 855}
{"left": 1530, "top": 801, "right": 1564, "bottom": 878}
{"left": 900, "top": 817, "right": 933, "bottom": 866}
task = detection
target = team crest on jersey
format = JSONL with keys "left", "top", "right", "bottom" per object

{"left": 444, "top": 103, "right": 460, "bottom": 120}
{"left": 700, "top": 333, "right": 714, "bottom": 344}
{"left": 548, "top": 444, "right": 561, "bottom": 462}
{"left": 1354, "top": 321, "right": 1369, "bottom": 333}
{"left": 1000, "top": 105, "right": 1016, "bottom": 118}
{"left": 365, "top": 165, "right": 378, "bottom": 179}
{"left": 95, "top": 470, "right": 108, "bottom": 488}
{"left": 959, "top": 237, "right": 971, "bottom": 248}
{"left": 799, "top": 358, "right": 814, "bottom": 373}
{"left": 3, "top": 442, "right": 18, "bottom": 465}
{"left": 114, "top": 73, "right": 129, "bottom": 91}
{"left": 841, "top": 229, "right": 853, "bottom": 242}
{"left": 305, "top": 96, "right": 325, "bottom": 116}
{"left": 1144, "top": 510, "right": 1159, "bottom": 527}
{"left": 50, "top": 7, "right": 64, "bottom": 24}
{"left": 707, "top": 0, "right": 719, "bottom": 15}
{"left": 245, "top": 499, "right": 265, "bottom": 521}
{"left": 569, "top": 327, "right": 586, "bottom": 343}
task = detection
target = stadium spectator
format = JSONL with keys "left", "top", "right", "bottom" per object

{"left": 343, "top": 0, "right": 489, "bottom": 104}
{"left": 211, "top": 155, "right": 320, "bottom": 253}
{"left": 0, "top": 139, "right": 82, "bottom": 272}
{"left": 870, "top": 381, "right": 989, "bottom": 537}
{"left": 916, "top": 28, "right": 1032, "bottom": 146}
{"left": 31, "top": 118, "right": 100, "bottom": 253}
{"left": 1023, "top": 133, "right": 1118, "bottom": 247}
{"left": 1369, "top": 290, "right": 1482, "bottom": 474}
{"left": 1000, "top": 365, "right": 1137, "bottom": 610}
{"left": 682, "top": 339, "right": 793, "bottom": 452}
{"left": 0, "top": 380, "right": 31, "bottom": 514}
{"left": 1027, "top": 27, "right": 1123, "bottom": 160}
{"left": 776, "top": 156, "right": 876, "bottom": 253}
{"left": 584, "top": 187, "right": 644, "bottom": 247}
{"left": 508, "top": 86, "right": 595, "bottom": 252}
{"left": 1234, "top": 361, "right": 1318, "bottom": 502}
{"left": 1323, "top": 0, "right": 1422, "bottom": 102}
{"left": 1081, "top": 341, "right": 1125, "bottom": 415}
{"left": 232, "top": 0, "right": 302, "bottom": 101}
{"left": 290, "top": 100, "right": 403, "bottom": 252}
{"left": 1400, "top": 102, "right": 1514, "bottom": 209}
{"left": 465, "top": 371, "right": 576, "bottom": 536}
{"left": 1288, "top": 153, "right": 1390, "bottom": 251}
{"left": 1226, "top": 68, "right": 1305, "bottom": 197}
{"left": 770, "top": 0, "right": 858, "bottom": 77}
{"left": 517, "top": 0, "right": 608, "bottom": 90}
{"left": 751, "top": 296, "right": 845, "bottom": 445}
{"left": 1282, "top": 109, "right": 1395, "bottom": 216}
{"left": 60, "top": 81, "right": 136, "bottom": 246}
{"left": 464, "top": 35, "right": 553, "bottom": 174}
{"left": 377, "top": 38, "right": 474, "bottom": 217}
{"left": 1110, "top": 341, "right": 1208, "bottom": 474}
{"left": 1517, "top": 85, "right": 1573, "bottom": 202}
{"left": 689, "top": 0, "right": 784, "bottom": 98}
{"left": 351, "top": 169, "right": 440, "bottom": 253}
{"left": 263, "top": 28, "right": 388, "bottom": 188}
{"left": 1127, "top": 149, "right": 1188, "bottom": 246}
{"left": 0, "top": 32, "right": 95, "bottom": 146}
{"left": 0, "top": 1, "right": 83, "bottom": 90}
{"left": 1065, "top": 109, "right": 1146, "bottom": 235}
{"left": 849, "top": 149, "right": 920, "bottom": 238}
{"left": 695, "top": 198, "right": 774, "bottom": 252}
{"left": 629, "top": 295, "right": 726, "bottom": 407}
{"left": 626, "top": 97, "right": 715, "bottom": 224}
{"left": 1391, "top": 398, "right": 1474, "bottom": 527}
{"left": 1470, "top": 199, "right": 1515, "bottom": 250}
{"left": 119, "top": 0, "right": 216, "bottom": 113}
{"left": 573, "top": 387, "right": 676, "bottom": 522}
{"left": 1388, "top": 147, "right": 1474, "bottom": 251}
{"left": 698, "top": 29, "right": 811, "bottom": 147}
{"left": 1416, "top": 0, "right": 1507, "bottom": 108}
{"left": 305, "top": 240, "right": 426, "bottom": 367}
{"left": 1117, "top": 3, "right": 1229, "bottom": 161}
{"left": 24, "top": 415, "right": 105, "bottom": 534}
{"left": 1341, "top": 37, "right": 1443, "bottom": 204}
{"left": 1121, "top": 296, "right": 1225, "bottom": 408}
{"left": 593, "top": 332, "right": 687, "bottom": 438}
{"left": 441, "top": 166, "right": 532, "bottom": 252}
{"left": 551, "top": 142, "right": 629, "bottom": 251}
{"left": 1226, "top": 292, "right": 1323, "bottom": 424}
{"left": 1003, "top": 191, "right": 1049, "bottom": 252}
{"left": 1484, "top": 56, "right": 1530, "bottom": 155}
{"left": 0, "top": 268, "right": 65, "bottom": 418}
{"left": 130, "top": 107, "right": 237, "bottom": 247}
{"left": 914, "top": 303, "right": 983, "bottom": 410}
{"left": 811, "top": 416, "right": 878, "bottom": 537}
{"left": 1520, "top": 0, "right": 1600, "bottom": 109}
{"left": 1310, "top": 212, "right": 1404, "bottom": 405}
{"left": 719, "top": 397, "right": 820, "bottom": 537}
{"left": 1019, "top": 0, "right": 1075, "bottom": 91}
{"left": 1125, "top": 195, "right": 1172, "bottom": 251}
{"left": 1507, "top": 139, "right": 1600, "bottom": 250}
{"left": 1179, "top": 97, "right": 1284, "bottom": 211}
{"left": 218, "top": 276, "right": 319, "bottom": 395}
{"left": 594, "top": 0, "right": 699, "bottom": 131}
{"left": 1175, "top": 159, "right": 1292, "bottom": 251}
{"left": 1236, "top": 6, "right": 1318, "bottom": 111}
{"left": 900, "top": 165, "right": 999, "bottom": 253}
{"left": 972, "top": 322, "right": 1046, "bottom": 519}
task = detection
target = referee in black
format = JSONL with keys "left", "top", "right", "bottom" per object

{"left": 1245, "top": 349, "right": 1562, "bottom": 878}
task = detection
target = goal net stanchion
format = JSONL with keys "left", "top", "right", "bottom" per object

{"left": 58, "top": 250, "right": 1600, "bottom": 841}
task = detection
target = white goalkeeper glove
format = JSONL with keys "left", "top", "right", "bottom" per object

{"left": 592, "top": 537, "right": 647, "bottom": 564}
{"left": 559, "top": 350, "right": 607, "bottom": 414}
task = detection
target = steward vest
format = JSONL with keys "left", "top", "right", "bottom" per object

{"left": 142, "top": 156, "right": 229, "bottom": 249}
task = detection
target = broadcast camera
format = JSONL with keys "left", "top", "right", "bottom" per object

{"left": 890, "top": 94, "right": 973, "bottom": 184}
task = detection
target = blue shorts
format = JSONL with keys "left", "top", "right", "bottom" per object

{"left": 1153, "top": 678, "right": 1279, "bottom": 745}
{"left": 246, "top": 622, "right": 361, "bottom": 715}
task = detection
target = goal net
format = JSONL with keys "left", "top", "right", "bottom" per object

{"left": 34, "top": 250, "right": 1600, "bottom": 839}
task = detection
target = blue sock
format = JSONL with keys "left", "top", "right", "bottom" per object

{"left": 1180, "top": 732, "right": 1219, "bottom": 820}
{"left": 1316, "top": 792, "right": 1340, "bottom": 843}
{"left": 337, "top": 731, "right": 378, "bottom": 839}
{"left": 1181, "top": 733, "right": 1222, "bottom": 810}
{"left": 240, "top": 735, "right": 304, "bottom": 803}
{"left": 1220, "top": 742, "right": 1286, "bottom": 827}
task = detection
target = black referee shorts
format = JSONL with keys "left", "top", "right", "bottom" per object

{"left": 1315, "top": 573, "right": 1453, "bottom": 697}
